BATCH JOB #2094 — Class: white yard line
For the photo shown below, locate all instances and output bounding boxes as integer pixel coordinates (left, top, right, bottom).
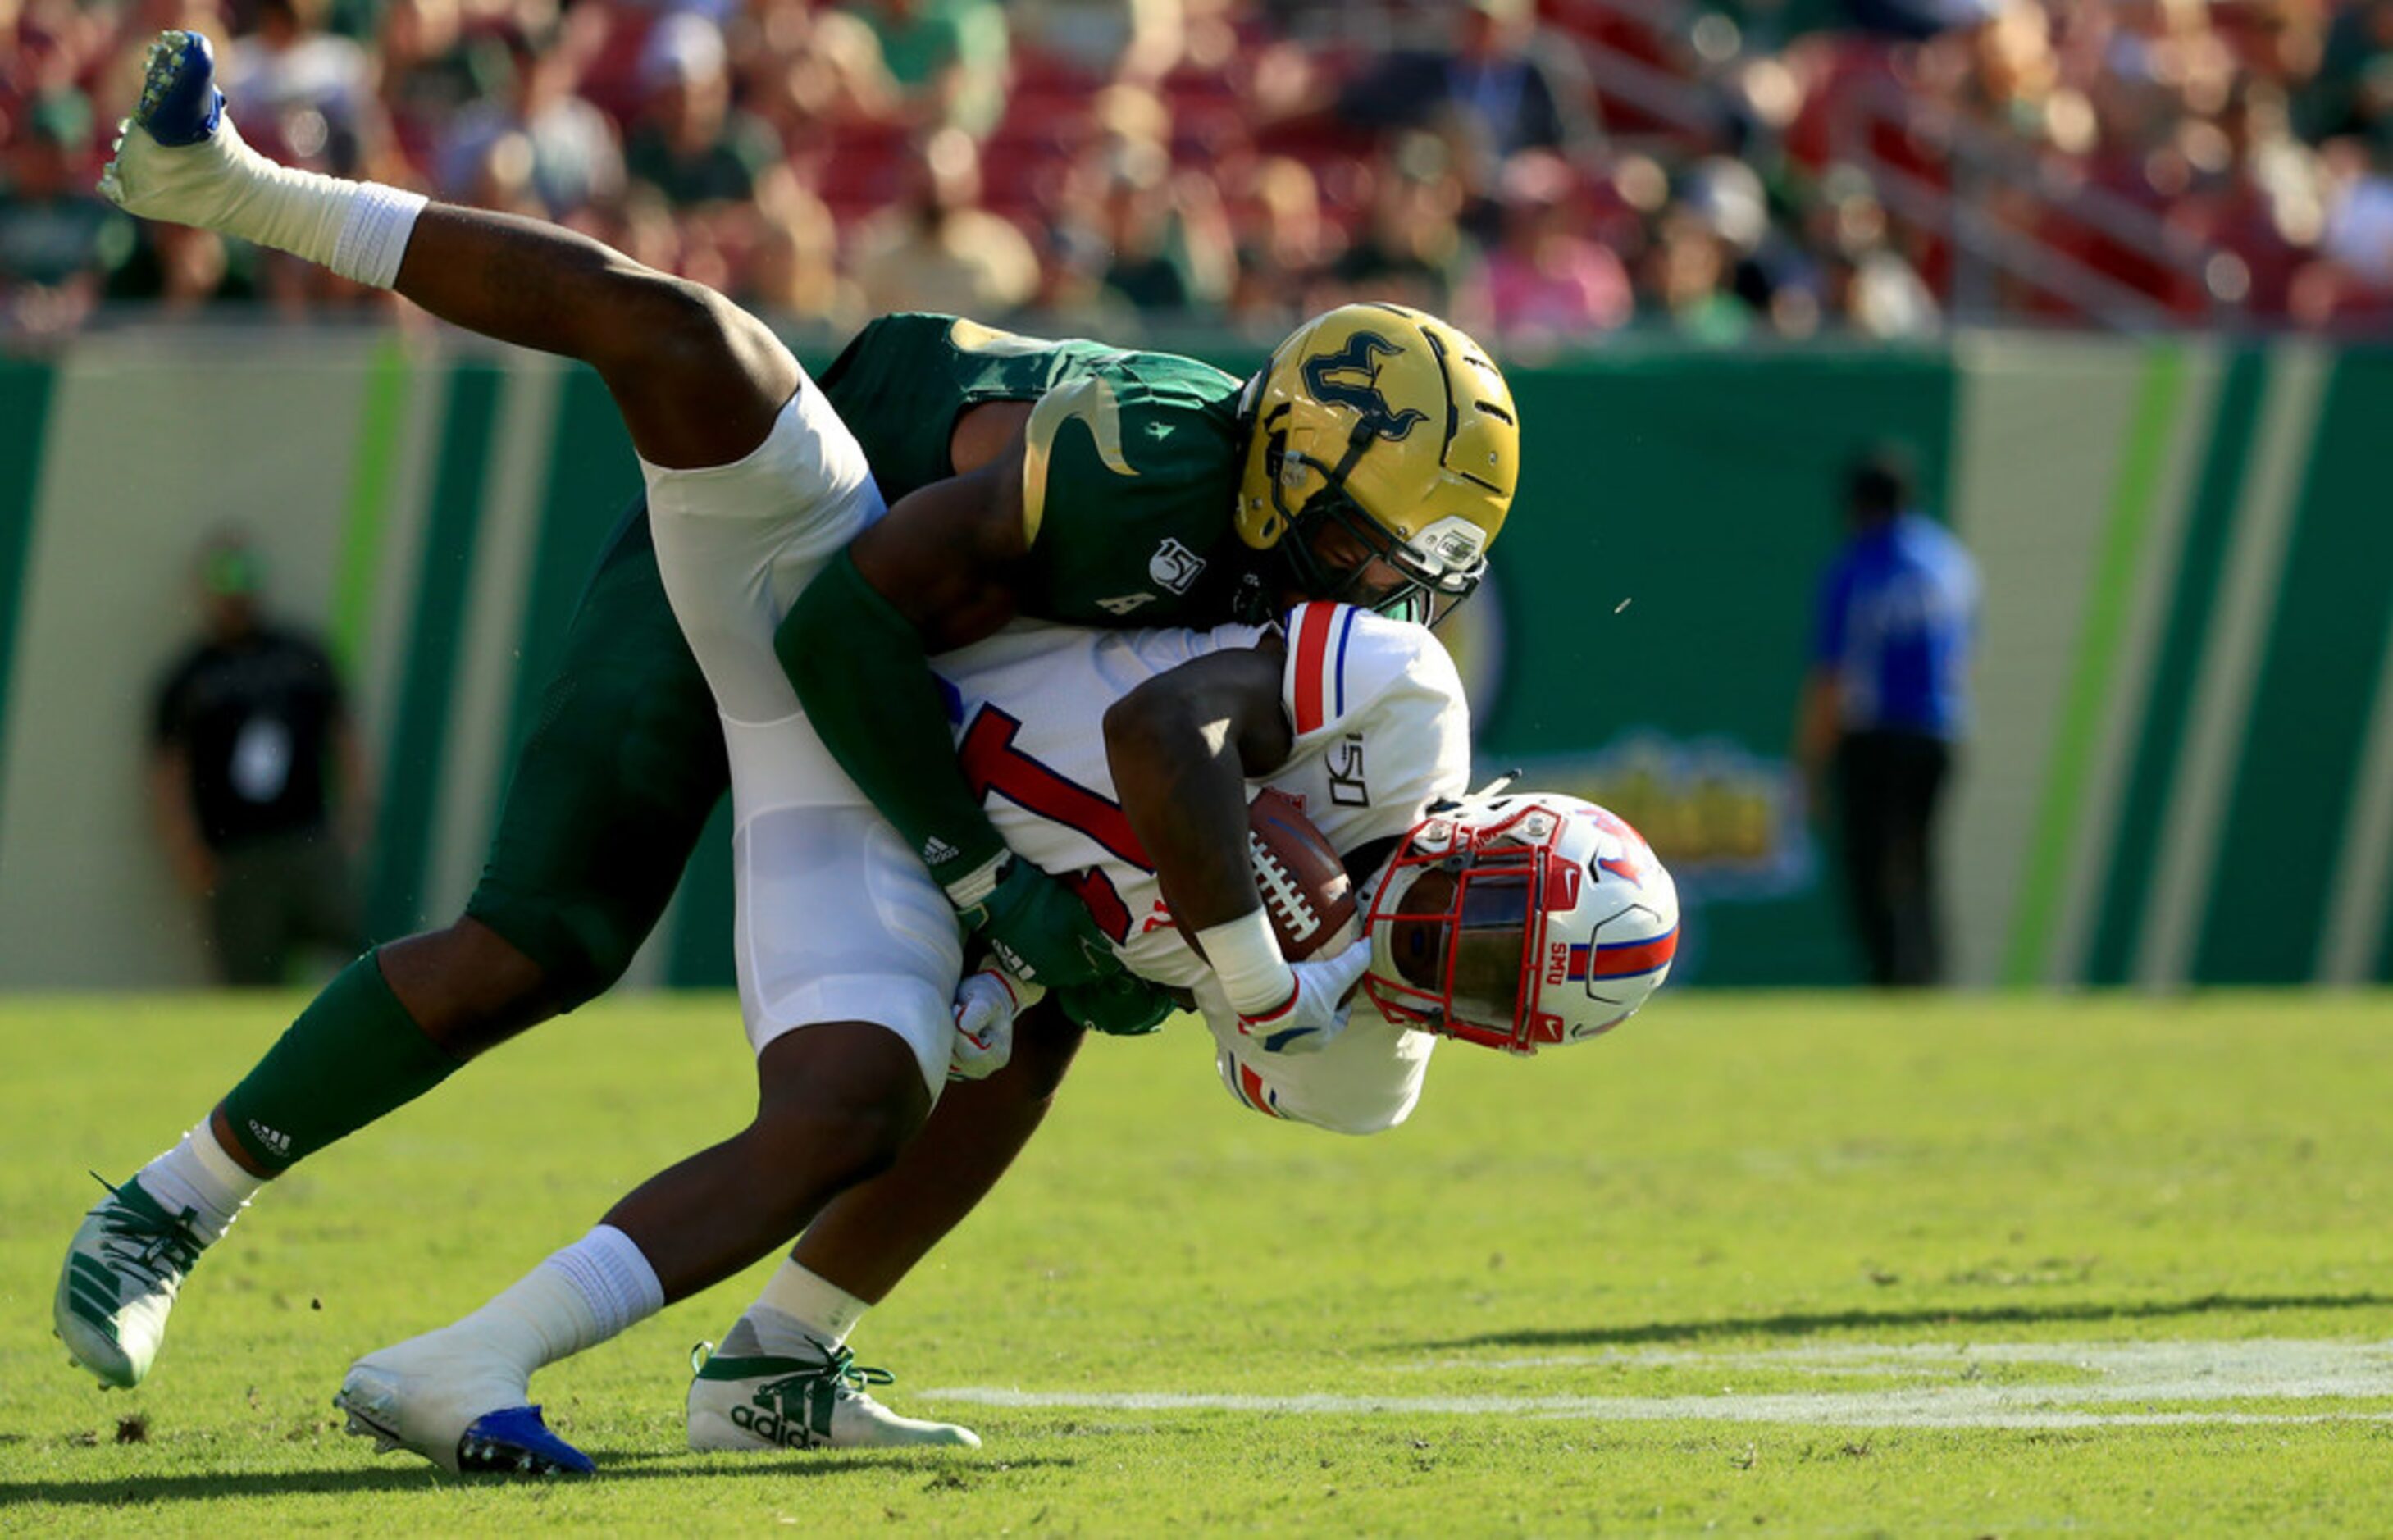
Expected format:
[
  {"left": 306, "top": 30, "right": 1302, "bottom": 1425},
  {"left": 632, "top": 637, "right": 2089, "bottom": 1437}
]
[{"left": 923, "top": 1339, "right": 2393, "bottom": 1431}]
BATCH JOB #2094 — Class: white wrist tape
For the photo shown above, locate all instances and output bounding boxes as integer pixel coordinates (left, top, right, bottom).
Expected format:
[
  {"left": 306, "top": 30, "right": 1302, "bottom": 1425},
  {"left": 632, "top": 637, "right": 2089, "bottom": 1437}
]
[{"left": 1196, "top": 909, "right": 1296, "bottom": 1017}]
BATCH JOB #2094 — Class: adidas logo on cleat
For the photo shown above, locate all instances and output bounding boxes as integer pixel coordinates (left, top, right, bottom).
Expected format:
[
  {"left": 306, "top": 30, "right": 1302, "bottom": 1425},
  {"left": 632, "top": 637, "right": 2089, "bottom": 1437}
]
[{"left": 730, "top": 1402, "right": 823, "bottom": 1450}]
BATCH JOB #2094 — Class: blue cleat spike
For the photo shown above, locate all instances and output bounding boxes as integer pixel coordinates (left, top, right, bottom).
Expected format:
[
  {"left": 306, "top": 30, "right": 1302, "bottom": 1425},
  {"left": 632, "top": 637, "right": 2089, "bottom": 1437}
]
[
  {"left": 455, "top": 1406, "right": 595, "bottom": 1478},
  {"left": 137, "top": 30, "right": 224, "bottom": 147}
]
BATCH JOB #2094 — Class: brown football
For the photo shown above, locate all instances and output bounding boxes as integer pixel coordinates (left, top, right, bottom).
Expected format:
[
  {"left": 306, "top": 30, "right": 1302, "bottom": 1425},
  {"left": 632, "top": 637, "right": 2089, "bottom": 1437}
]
[{"left": 1174, "top": 788, "right": 1360, "bottom": 962}]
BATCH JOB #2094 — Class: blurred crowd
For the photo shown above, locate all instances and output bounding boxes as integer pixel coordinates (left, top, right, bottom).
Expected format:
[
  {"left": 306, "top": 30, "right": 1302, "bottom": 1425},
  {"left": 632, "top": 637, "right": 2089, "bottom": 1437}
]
[{"left": 5, "top": 0, "right": 2393, "bottom": 343}]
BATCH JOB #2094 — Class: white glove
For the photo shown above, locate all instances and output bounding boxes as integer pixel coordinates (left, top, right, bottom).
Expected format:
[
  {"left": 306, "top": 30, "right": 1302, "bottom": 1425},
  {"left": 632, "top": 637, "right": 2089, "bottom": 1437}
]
[
  {"left": 947, "top": 968, "right": 1041, "bottom": 1082},
  {"left": 1235, "top": 933, "right": 1374, "bottom": 1055}
]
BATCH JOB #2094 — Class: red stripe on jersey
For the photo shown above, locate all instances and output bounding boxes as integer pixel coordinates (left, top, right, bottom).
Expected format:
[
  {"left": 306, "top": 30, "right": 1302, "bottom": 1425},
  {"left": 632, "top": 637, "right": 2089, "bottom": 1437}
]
[
  {"left": 1062, "top": 868, "right": 1133, "bottom": 944},
  {"left": 959, "top": 705, "right": 1151, "bottom": 869},
  {"left": 1238, "top": 1061, "right": 1280, "bottom": 1118},
  {"left": 1291, "top": 603, "right": 1334, "bottom": 734}
]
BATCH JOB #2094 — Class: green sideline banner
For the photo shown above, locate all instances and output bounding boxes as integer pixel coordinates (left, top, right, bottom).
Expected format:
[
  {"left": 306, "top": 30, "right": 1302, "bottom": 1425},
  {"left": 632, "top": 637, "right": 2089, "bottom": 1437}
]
[
  {"left": 1, "top": 332, "right": 2388, "bottom": 991},
  {"left": 1459, "top": 349, "right": 1958, "bottom": 987}
]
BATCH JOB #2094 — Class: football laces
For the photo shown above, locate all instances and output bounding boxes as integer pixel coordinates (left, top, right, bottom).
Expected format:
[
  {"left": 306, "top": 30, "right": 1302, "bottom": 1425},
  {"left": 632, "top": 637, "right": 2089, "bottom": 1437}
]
[{"left": 1250, "top": 836, "right": 1321, "bottom": 947}]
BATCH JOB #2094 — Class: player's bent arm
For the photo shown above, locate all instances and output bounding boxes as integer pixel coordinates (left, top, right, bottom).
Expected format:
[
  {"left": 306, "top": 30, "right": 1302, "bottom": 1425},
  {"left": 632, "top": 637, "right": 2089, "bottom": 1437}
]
[
  {"left": 1105, "top": 643, "right": 1367, "bottom": 1032},
  {"left": 775, "top": 446, "right": 1028, "bottom": 891},
  {"left": 1104, "top": 644, "right": 1294, "bottom": 936},
  {"left": 847, "top": 436, "right": 1037, "bottom": 647}
]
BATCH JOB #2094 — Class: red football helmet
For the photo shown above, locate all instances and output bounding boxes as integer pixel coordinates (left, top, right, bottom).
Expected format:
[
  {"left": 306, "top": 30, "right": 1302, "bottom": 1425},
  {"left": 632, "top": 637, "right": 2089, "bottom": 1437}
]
[{"left": 1361, "top": 793, "right": 1679, "bottom": 1054}]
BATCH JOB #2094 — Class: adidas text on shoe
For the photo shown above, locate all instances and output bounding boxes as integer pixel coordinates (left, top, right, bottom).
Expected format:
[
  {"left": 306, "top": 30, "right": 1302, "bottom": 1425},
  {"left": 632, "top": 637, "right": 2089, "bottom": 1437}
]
[{"left": 687, "top": 1339, "right": 980, "bottom": 1452}]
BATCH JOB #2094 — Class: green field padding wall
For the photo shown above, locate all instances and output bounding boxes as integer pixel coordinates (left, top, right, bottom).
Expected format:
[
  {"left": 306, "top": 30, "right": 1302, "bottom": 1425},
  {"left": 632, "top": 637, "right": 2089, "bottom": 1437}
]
[{"left": 2, "top": 330, "right": 2387, "bottom": 989}]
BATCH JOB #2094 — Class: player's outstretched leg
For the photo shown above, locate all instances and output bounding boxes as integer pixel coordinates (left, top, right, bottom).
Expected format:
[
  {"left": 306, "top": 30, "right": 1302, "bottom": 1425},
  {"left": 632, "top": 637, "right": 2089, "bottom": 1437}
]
[
  {"left": 330, "top": 1025, "right": 928, "bottom": 1475},
  {"left": 103, "top": 29, "right": 792, "bottom": 472},
  {"left": 52, "top": 927, "right": 555, "bottom": 1390},
  {"left": 58, "top": 498, "right": 713, "bottom": 1394}
]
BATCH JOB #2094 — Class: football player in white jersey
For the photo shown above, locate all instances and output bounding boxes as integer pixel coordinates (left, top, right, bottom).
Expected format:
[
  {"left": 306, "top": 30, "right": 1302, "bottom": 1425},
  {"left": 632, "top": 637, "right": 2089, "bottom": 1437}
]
[
  {"left": 721, "top": 602, "right": 1679, "bottom": 1455},
  {"left": 939, "top": 599, "right": 1676, "bottom": 1135},
  {"left": 338, "top": 602, "right": 1678, "bottom": 1474},
  {"left": 932, "top": 599, "right": 1470, "bottom": 1135}
]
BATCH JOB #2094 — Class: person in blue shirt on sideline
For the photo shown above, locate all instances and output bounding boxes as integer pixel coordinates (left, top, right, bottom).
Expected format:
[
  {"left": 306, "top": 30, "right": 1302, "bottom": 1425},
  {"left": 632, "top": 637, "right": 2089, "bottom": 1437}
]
[{"left": 1798, "top": 449, "right": 1979, "bottom": 987}]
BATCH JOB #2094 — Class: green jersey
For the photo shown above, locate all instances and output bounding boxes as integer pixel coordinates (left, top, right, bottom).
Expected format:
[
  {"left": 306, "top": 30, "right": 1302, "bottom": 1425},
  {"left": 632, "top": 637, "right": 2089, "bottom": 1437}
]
[{"left": 818, "top": 313, "right": 1261, "bottom": 626}]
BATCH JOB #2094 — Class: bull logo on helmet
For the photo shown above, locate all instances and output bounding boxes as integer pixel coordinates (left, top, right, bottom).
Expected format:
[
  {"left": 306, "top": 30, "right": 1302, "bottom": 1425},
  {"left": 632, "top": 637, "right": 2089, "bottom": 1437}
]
[{"left": 1300, "top": 331, "right": 1430, "bottom": 442}]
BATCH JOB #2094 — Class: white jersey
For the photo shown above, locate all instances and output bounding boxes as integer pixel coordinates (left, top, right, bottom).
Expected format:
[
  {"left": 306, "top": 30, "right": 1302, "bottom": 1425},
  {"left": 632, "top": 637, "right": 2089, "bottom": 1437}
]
[{"left": 935, "top": 600, "right": 1472, "bottom": 1133}]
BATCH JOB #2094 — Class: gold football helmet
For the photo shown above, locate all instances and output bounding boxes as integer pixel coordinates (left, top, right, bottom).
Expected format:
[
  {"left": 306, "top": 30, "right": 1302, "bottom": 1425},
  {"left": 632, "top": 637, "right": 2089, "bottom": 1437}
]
[{"left": 1237, "top": 303, "right": 1520, "bottom": 624}]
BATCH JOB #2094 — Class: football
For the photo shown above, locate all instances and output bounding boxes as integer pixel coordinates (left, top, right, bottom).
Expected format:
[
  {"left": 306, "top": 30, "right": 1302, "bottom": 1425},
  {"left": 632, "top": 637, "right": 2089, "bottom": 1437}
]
[{"left": 1176, "top": 788, "right": 1359, "bottom": 961}]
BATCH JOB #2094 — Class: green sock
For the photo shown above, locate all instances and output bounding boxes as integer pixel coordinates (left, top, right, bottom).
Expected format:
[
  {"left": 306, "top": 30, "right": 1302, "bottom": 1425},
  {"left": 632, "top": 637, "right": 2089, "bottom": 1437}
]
[{"left": 217, "top": 952, "right": 463, "bottom": 1173}]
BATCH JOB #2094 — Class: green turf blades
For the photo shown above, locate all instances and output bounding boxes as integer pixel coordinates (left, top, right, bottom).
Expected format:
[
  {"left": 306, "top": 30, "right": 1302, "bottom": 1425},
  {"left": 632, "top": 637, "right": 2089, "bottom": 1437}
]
[{"left": 2, "top": 991, "right": 2388, "bottom": 1532}]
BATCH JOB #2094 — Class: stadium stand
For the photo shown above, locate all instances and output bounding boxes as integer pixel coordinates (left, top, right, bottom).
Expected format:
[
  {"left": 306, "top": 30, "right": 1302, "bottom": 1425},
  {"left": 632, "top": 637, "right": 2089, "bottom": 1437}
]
[{"left": 4, "top": 0, "right": 2391, "bottom": 339}]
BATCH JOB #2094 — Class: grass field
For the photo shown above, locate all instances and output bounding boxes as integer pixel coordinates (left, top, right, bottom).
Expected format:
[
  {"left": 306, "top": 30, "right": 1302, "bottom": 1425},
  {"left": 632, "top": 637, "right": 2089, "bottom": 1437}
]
[{"left": 2, "top": 990, "right": 2389, "bottom": 1534}]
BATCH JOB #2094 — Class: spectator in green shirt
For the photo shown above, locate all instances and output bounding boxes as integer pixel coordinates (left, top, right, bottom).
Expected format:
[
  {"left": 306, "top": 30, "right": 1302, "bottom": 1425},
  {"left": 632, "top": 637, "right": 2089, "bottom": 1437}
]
[{"left": 855, "top": 0, "right": 1010, "bottom": 141}]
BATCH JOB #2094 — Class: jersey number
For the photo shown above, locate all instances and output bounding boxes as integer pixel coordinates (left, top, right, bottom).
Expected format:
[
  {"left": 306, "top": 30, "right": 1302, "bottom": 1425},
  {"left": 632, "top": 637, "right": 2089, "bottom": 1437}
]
[{"left": 958, "top": 705, "right": 1146, "bottom": 943}]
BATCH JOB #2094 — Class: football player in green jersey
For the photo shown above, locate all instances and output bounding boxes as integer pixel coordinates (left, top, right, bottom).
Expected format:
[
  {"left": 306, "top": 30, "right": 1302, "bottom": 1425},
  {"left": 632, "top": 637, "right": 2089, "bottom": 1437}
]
[{"left": 60, "top": 29, "right": 1521, "bottom": 1469}]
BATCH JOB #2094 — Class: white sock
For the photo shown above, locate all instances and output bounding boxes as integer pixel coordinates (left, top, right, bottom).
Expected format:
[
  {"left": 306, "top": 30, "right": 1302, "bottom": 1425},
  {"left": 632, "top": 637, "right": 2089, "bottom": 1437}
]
[
  {"left": 156, "top": 113, "right": 425, "bottom": 287},
  {"left": 453, "top": 1225, "right": 665, "bottom": 1382},
  {"left": 727, "top": 1260, "right": 869, "bottom": 1357},
  {"left": 134, "top": 1122, "right": 261, "bottom": 1245},
  {"left": 328, "top": 181, "right": 426, "bottom": 288},
  {"left": 232, "top": 171, "right": 423, "bottom": 287}
]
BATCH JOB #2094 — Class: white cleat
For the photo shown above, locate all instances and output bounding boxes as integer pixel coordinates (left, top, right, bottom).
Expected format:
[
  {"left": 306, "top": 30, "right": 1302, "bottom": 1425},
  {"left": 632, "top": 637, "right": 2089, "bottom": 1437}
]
[
  {"left": 53, "top": 1178, "right": 207, "bottom": 1389},
  {"left": 98, "top": 30, "right": 272, "bottom": 230},
  {"left": 687, "top": 1338, "right": 981, "bottom": 1452},
  {"left": 335, "top": 1328, "right": 594, "bottom": 1477}
]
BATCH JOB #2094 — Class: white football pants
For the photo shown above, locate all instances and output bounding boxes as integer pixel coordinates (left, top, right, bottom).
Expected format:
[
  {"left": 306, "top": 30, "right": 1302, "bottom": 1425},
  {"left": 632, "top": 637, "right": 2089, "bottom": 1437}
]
[{"left": 639, "top": 377, "right": 959, "bottom": 1096}]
